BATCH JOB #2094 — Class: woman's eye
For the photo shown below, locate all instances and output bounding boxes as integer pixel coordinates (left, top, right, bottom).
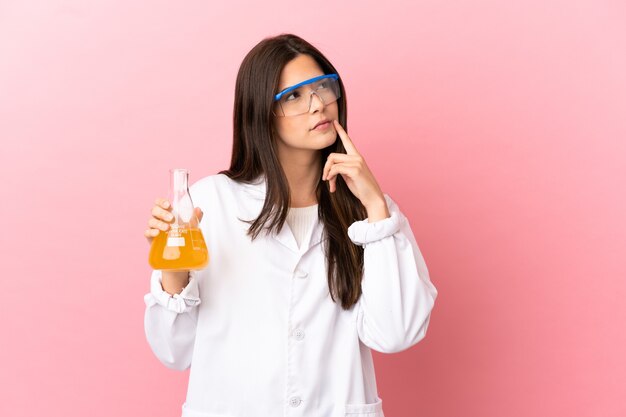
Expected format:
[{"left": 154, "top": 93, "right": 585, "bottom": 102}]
[
  {"left": 314, "top": 81, "right": 329, "bottom": 91},
  {"left": 285, "top": 91, "right": 300, "bottom": 101}
]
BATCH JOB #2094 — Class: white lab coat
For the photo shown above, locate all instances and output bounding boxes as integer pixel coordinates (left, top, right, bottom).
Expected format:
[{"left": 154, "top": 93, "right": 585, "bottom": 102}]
[{"left": 144, "top": 173, "right": 438, "bottom": 417}]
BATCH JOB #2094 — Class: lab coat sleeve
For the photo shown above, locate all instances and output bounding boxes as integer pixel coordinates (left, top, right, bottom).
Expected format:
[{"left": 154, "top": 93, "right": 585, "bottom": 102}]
[
  {"left": 143, "top": 269, "right": 201, "bottom": 370},
  {"left": 347, "top": 193, "right": 438, "bottom": 353}
]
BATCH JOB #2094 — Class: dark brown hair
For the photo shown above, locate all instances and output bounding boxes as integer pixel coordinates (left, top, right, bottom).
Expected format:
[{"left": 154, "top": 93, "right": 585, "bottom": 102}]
[{"left": 219, "top": 33, "right": 367, "bottom": 310}]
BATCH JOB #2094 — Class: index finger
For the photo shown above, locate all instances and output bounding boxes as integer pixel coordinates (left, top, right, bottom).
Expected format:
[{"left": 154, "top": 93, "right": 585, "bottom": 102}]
[
  {"left": 333, "top": 119, "right": 359, "bottom": 155},
  {"left": 154, "top": 198, "right": 170, "bottom": 209}
]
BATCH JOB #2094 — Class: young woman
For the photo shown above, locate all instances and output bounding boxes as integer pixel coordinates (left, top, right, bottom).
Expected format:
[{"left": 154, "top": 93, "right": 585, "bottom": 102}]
[{"left": 143, "top": 33, "right": 438, "bottom": 417}]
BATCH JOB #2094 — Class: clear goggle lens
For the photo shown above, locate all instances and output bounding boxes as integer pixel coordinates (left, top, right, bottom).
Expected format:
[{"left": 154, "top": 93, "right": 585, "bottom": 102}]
[{"left": 273, "top": 74, "right": 341, "bottom": 117}]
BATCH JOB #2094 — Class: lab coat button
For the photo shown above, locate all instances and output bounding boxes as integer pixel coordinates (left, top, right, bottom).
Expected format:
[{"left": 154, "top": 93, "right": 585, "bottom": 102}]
[
  {"left": 292, "top": 329, "right": 305, "bottom": 340},
  {"left": 295, "top": 270, "right": 308, "bottom": 279},
  {"left": 289, "top": 396, "right": 302, "bottom": 407}
]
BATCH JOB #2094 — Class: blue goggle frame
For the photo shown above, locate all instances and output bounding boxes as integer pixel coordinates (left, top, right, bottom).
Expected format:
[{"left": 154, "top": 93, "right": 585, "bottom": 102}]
[{"left": 274, "top": 74, "right": 340, "bottom": 101}]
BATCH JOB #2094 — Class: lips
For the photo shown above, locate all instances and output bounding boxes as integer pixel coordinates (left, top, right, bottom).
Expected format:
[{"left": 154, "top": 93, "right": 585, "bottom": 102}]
[{"left": 312, "top": 119, "right": 330, "bottom": 130}]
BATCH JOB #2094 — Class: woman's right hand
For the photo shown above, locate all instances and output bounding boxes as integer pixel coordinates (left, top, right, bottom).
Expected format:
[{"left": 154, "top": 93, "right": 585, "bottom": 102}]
[{"left": 144, "top": 198, "right": 204, "bottom": 244}]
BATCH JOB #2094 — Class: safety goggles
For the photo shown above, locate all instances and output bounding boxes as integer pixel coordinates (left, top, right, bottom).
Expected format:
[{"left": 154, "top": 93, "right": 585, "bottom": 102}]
[{"left": 273, "top": 74, "right": 341, "bottom": 117}]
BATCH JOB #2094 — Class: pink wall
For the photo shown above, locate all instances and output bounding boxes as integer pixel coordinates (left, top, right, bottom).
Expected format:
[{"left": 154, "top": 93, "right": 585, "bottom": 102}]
[{"left": 1, "top": 1, "right": 624, "bottom": 416}]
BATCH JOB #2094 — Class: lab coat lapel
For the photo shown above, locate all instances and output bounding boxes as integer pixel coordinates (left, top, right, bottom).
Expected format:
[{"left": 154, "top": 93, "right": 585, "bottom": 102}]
[
  {"left": 235, "top": 175, "right": 324, "bottom": 254},
  {"left": 308, "top": 214, "right": 323, "bottom": 249}
]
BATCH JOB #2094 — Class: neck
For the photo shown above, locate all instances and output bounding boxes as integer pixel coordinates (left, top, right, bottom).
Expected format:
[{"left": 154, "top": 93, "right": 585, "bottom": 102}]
[{"left": 278, "top": 149, "right": 321, "bottom": 208}]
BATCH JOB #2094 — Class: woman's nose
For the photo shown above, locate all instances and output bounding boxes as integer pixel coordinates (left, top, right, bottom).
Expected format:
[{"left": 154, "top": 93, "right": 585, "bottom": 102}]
[{"left": 308, "top": 91, "right": 325, "bottom": 113}]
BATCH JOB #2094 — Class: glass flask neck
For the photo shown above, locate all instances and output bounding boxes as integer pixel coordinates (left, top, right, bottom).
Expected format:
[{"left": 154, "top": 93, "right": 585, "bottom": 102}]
[
  {"left": 170, "top": 168, "right": 189, "bottom": 192},
  {"left": 169, "top": 168, "right": 193, "bottom": 225}
]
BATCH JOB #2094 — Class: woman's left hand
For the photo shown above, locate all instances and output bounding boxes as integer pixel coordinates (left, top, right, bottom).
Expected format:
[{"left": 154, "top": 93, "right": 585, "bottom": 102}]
[{"left": 322, "top": 120, "right": 390, "bottom": 220}]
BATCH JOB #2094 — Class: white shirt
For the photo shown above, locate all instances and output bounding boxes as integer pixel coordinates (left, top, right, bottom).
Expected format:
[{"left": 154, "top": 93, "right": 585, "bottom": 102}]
[
  {"left": 285, "top": 204, "right": 318, "bottom": 249},
  {"left": 144, "top": 173, "right": 438, "bottom": 417}
]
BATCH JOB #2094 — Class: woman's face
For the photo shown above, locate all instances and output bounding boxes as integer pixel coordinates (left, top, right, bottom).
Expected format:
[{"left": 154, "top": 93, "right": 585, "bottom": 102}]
[{"left": 272, "top": 54, "right": 339, "bottom": 154}]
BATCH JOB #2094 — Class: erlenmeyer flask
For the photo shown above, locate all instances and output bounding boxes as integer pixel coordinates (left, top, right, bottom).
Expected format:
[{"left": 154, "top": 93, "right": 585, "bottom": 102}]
[{"left": 148, "top": 168, "right": 209, "bottom": 271}]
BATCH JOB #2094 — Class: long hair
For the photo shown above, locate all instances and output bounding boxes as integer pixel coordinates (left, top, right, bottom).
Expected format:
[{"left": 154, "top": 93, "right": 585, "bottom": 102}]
[{"left": 219, "top": 33, "right": 367, "bottom": 310}]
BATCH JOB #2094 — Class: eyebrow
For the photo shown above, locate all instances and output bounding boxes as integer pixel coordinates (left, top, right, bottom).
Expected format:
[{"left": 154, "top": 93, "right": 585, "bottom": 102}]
[{"left": 279, "top": 77, "right": 315, "bottom": 92}]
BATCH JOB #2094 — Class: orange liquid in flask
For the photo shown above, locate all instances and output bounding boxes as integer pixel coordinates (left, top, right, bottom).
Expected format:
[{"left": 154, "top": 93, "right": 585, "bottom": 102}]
[{"left": 149, "top": 227, "right": 209, "bottom": 271}]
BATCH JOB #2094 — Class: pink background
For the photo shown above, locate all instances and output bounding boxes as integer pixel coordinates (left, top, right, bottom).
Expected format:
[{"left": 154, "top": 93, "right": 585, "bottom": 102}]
[{"left": 1, "top": 1, "right": 625, "bottom": 416}]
